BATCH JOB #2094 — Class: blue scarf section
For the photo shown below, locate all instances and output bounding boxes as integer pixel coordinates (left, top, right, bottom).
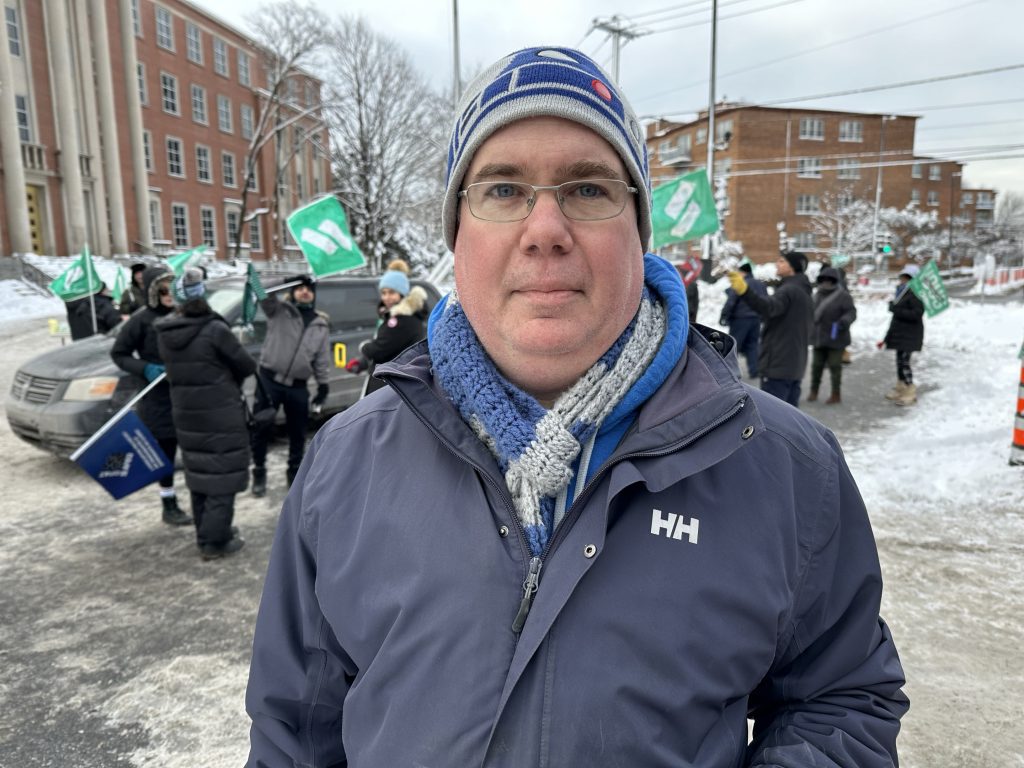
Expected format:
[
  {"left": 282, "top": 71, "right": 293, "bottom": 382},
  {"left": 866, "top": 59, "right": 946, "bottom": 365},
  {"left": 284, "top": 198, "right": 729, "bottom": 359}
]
[{"left": 428, "top": 254, "right": 688, "bottom": 556}]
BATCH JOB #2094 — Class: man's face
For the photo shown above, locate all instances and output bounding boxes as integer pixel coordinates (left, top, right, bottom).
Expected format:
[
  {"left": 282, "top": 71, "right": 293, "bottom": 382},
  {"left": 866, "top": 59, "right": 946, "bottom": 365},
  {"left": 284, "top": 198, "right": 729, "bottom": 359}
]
[
  {"left": 776, "top": 256, "right": 794, "bottom": 278},
  {"left": 453, "top": 117, "right": 644, "bottom": 406},
  {"left": 292, "top": 284, "right": 314, "bottom": 304},
  {"left": 157, "top": 280, "right": 175, "bottom": 308}
]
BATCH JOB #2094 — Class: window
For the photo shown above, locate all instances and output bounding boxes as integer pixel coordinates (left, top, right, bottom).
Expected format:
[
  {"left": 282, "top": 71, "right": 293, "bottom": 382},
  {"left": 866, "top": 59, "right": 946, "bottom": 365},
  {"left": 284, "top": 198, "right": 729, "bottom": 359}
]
[
  {"left": 155, "top": 6, "right": 174, "bottom": 50},
  {"left": 837, "top": 158, "right": 860, "bottom": 179},
  {"left": 799, "top": 118, "right": 824, "bottom": 140},
  {"left": 838, "top": 120, "right": 863, "bottom": 142},
  {"left": 137, "top": 63, "right": 148, "bottom": 104},
  {"left": 929, "top": 165, "right": 941, "bottom": 181},
  {"left": 213, "top": 38, "right": 229, "bottom": 76},
  {"left": 160, "top": 72, "right": 179, "bottom": 114},
  {"left": 961, "top": 192, "right": 974, "bottom": 206},
  {"left": 797, "top": 158, "right": 822, "bottom": 178},
  {"left": 143, "top": 130, "right": 153, "bottom": 172},
  {"left": 6, "top": 6, "right": 21, "bottom": 56},
  {"left": 240, "top": 104, "right": 254, "bottom": 139},
  {"left": 222, "top": 151, "right": 236, "bottom": 187},
  {"left": 186, "top": 23, "right": 202, "bottom": 64},
  {"left": 286, "top": 78, "right": 297, "bottom": 103},
  {"left": 237, "top": 51, "right": 251, "bottom": 86},
  {"left": 927, "top": 190, "right": 939, "bottom": 206},
  {"left": 14, "top": 95, "right": 31, "bottom": 142},
  {"left": 191, "top": 84, "right": 207, "bottom": 124},
  {"left": 171, "top": 203, "right": 189, "bottom": 248},
  {"left": 131, "top": 0, "right": 141, "bottom": 36},
  {"left": 911, "top": 189, "right": 921, "bottom": 205},
  {"left": 166, "top": 137, "right": 184, "bottom": 177},
  {"left": 715, "top": 119, "right": 733, "bottom": 143},
  {"left": 796, "top": 194, "right": 819, "bottom": 215},
  {"left": 977, "top": 192, "right": 994, "bottom": 208},
  {"left": 149, "top": 198, "right": 162, "bottom": 240},
  {"left": 837, "top": 192, "right": 854, "bottom": 209},
  {"left": 305, "top": 81, "right": 316, "bottom": 108},
  {"left": 696, "top": 127, "right": 707, "bottom": 145},
  {"left": 912, "top": 163, "right": 922, "bottom": 179},
  {"left": 226, "top": 209, "right": 240, "bottom": 245},
  {"left": 247, "top": 168, "right": 258, "bottom": 192},
  {"left": 794, "top": 232, "right": 817, "bottom": 249},
  {"left": 217, "top": 95, "right": 232, "bottom": 132},
  {"left": 200, "top": 206, "right": 216, "bottom": 247},
  {"left": 249, "top": 219, "right": 262, "bottom": 252},
  {"left": 676, "top": 134, "right": 692, "bottom": 153},
  {"left": 195, "top": 145, "right": 211, "bottom": 182}
]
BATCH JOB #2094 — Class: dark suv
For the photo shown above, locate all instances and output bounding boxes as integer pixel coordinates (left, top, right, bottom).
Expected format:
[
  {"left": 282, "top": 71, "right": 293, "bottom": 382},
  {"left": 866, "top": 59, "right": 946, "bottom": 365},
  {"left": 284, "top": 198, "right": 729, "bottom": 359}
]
[{"left": 6, "top": 273, "right": 440, "bottom": 457}]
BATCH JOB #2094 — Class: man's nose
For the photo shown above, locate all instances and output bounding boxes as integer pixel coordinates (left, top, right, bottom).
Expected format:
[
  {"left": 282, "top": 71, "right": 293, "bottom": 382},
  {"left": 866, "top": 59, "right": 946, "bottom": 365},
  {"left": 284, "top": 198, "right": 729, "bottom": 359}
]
[{"left": 521, "top": 190, "right": 573, "bottom": 252}]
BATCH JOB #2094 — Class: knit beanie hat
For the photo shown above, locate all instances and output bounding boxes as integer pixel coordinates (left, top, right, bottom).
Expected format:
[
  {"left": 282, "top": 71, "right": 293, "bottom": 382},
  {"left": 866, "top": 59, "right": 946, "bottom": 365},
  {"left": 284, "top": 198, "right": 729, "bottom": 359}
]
[
  {"left": 782, "top": 251, "right": 808, "bottom": 274},
  {"left": 442, "top": 46, "right": 651, "bottom": 252},
  {"left": 172, "top": 267, "right": 205, "bottom": 303},
  {"left": 898, "top": 264, "right": 920, "bottom": 279},
  {"left": 378, "top": 269, "right": 410, "bottom": 297}
]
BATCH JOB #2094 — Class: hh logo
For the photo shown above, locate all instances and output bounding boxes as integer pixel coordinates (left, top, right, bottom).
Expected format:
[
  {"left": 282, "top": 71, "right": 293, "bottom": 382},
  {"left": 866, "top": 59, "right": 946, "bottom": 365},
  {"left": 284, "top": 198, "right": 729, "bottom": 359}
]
[{"left": 650, "top": 508, "right": 699, "bottom": 544}]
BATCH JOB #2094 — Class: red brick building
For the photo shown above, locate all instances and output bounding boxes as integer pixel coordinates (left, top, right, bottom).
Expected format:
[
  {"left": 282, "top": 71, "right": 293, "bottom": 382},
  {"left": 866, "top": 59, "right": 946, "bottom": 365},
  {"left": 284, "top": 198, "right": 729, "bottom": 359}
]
[
  {"left": 0, "top": 0, "right": 329, "bottom": 261},
  {"left": 647, "top": 104, "right": 993, "bottom": 263}
]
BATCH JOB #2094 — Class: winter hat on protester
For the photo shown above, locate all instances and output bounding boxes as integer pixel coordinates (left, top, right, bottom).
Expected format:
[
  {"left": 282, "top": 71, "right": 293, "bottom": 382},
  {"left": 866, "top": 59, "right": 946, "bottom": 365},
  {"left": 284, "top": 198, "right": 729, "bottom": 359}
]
[
  {"left": 782, "top": 251, "right": 808, "bottom": 274},
  {"left": 817, "top": 266, "right": 841, "bottom": 285},
  {"left": 172, "top": 267, "right": 205, "bottom": 303},
  {"left": 898, "top": 264, "right": 920, "bottom": 279},
  {"left": 378, "top": 270, "right": 410, "bottom": 297},
  {"left": 442, "top": 46, "right": 651, "bottom": 251}
]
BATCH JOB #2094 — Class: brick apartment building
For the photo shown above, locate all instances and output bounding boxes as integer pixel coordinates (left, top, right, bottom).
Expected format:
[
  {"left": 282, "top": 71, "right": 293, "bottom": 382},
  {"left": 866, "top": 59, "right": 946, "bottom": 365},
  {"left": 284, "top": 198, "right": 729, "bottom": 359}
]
[
  {"left": 647, "top": 104, "right": 994, "bottom": 263},
  {"left": 0, "top": 0, "right": 330, "bottom": 261}
]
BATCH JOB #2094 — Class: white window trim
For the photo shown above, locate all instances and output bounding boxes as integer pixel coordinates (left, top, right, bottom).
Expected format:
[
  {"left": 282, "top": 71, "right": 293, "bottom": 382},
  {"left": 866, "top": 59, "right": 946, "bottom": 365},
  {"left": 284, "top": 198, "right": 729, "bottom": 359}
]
[
  {"left": 795, "top": 194, "right": 819, "bottom": 215},
  {"left": 191, "top": 84, "right": 207, "bottom": 125},
  {"left": 6, "top": 6, "right": 22, "bottom": 57},
  {"left": 217, "top": 95, "right": 233, "bottom": 134},
  {"left": 237, "top": 51, "right": 251, "bottom": 87},
  {"left": 160, "top": 71, "right": 180, "bottom": 116},
  {"left": 170, "top": 202, "right": 190, "bottom": 248},
  {"left": 143, "top": 130, "right": 154, "bottom": 173},
  {"left": 249, "top": 218, "right": 263, "bottom": 252},
  {"left": 927, "top": 190, "right": 939, "bottom": 206},
  {"left": 149, "top": 197, "right": 163, "bottom": 240},
  {"left": 195, "top": 144, "right": 212, "bottom": 184},
  {"left": 221, "top": 151, "right": 237, "bottom": 188},
  {"left": 240, "top": 104, "right": 254, "bottom": 140},
  {"left": 155, "top": 6, "right": 174, "bottom": 52},
  {"left": 199, "top": 205, "right": 217, "bottom": 247},
  {"left": 798, "top": 118, "right": 824, "bottom": 141},
  {"left": 166, "top": 136, "right": 185, "bottom": 178},
  {"left": 838, "top": 120, "right": 863, "bottom": 143},
  {"left": 796, "top": 158, "right": 822, "bottom": 179},
  {"left": 213, "top": 38, "right": 230, "bottom": 77}
]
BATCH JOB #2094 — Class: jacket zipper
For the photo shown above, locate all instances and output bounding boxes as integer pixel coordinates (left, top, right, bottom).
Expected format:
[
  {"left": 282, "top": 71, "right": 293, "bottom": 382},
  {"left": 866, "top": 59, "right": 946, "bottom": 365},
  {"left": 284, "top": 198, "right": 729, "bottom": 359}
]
[{"left": 510, "top": 556, "right": 542, "bottom": 633}]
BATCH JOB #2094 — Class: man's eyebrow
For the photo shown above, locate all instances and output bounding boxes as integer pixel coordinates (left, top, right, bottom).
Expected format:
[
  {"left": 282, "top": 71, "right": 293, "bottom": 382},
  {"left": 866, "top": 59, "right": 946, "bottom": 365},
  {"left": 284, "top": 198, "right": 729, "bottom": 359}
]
[
  {"left": 468, "top": 163, "right": 525, "bottom": 182},
  {"left": 559, "top": 160, "right": 623, "bottom": 180}
]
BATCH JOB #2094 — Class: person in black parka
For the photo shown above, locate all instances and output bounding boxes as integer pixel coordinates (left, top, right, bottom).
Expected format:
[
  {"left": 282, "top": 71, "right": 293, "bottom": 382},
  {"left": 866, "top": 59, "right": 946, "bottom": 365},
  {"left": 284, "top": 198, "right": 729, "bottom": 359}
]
[
  {"left": 346, "top": 269, "right": 429, "bottom": 397},
  {"left": 156, "top": 269, "right": 257, "bottom": 560},
  {"left": 882, "top": 264, "right": 925, "bottom": 406},
  {"left": 119, "top": 263, "right": 148, "bottom": 315},
  {"left": 808, "top": 266, "right": 856, "bottom": 404},
  {"left": 67, "top": 284, "right": 123, "bottom": 340},
  {"left": 111, "top": 265, "right": 191, "bottom": 526}
]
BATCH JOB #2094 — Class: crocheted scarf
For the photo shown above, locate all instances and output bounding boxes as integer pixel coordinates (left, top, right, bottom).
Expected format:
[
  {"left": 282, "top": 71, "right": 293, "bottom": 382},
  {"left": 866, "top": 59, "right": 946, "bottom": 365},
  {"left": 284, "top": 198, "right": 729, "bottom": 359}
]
[{"left": 429, "top": 288, "right": 666, "bottom": 556}]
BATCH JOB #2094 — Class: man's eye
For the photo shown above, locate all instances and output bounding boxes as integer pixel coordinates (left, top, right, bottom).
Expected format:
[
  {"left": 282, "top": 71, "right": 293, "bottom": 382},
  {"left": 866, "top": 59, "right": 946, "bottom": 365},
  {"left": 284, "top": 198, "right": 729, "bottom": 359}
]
[
  {"left": 566, "top": 182, "right": 607, "bottom": 199},
  {"left": 485, "top": 183, "right": 524, "bottom": 199}
]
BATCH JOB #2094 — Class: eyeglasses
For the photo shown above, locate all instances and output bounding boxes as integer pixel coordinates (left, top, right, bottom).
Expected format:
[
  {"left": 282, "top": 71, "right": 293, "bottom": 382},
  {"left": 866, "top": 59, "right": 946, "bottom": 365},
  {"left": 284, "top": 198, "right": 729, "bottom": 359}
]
[
  {"left": 458, "top": 179, "right": 637, "bottom": 223},
  {"left": 157, "top": 286, "right": 170, "bottom": 296}
]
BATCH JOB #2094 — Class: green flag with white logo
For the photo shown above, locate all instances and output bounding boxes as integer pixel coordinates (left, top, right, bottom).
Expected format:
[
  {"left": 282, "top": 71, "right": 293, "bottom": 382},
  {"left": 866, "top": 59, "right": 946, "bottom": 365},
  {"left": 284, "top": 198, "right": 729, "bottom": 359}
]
[
  {"left": 286, "top": 196, "right": 365, "bottom": 277},
  {"left": 166, "top": 245, "right": 206, "bottom": 276},
  {"left": 241, "top": 262, "right": 267, "bottom": 325},
  {"left": 49, "top": 245, "right": 102, "bottom": 301},
  {"left": 651, "top": 170, "right": 720, "bottom": 249},
  {"left": 112, "top": 267, "right": 127, "bottom": 301},
  {"left": 908, "top": 260, "right": 950, "bottom": 317}
]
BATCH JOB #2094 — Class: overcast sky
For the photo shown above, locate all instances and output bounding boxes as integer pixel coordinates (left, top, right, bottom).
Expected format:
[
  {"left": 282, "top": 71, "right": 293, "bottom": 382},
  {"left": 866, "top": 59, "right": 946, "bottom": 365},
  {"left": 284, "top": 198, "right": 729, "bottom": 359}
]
[{"left": 189, "top": 0, "right": 1024, "bottom": 199}]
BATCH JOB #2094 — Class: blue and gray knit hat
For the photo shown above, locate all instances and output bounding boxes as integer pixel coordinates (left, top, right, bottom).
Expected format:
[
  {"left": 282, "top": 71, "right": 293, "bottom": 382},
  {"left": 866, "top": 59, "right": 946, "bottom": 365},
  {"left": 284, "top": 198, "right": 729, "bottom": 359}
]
[
  {"left": 442, "top": 46, "right": 651, "bottom": 252},
  {"left": 172, "top": 267, "right": 205, "bottom": 303}
]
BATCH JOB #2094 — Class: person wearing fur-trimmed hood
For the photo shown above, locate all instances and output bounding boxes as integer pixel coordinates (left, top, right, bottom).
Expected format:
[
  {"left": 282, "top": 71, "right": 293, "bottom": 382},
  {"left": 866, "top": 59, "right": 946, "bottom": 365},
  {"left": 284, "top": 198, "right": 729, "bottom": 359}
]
[{"left": 346, "top": 269, "right": 429, "bottom": 396}]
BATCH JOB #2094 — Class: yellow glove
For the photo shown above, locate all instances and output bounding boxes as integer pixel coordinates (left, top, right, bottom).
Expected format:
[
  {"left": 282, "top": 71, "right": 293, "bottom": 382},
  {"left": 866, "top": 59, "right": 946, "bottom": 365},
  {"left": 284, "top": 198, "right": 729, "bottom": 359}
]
[{"left": 727, "top": 271, "right": 748, "bottom": 295}]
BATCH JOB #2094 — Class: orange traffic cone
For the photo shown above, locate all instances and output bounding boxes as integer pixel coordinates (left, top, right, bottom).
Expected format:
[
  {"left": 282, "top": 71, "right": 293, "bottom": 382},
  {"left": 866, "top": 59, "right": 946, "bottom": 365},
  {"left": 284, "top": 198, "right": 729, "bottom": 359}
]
[{"left": 1011, "top": 359, "right": 1024, "bottom": 466}]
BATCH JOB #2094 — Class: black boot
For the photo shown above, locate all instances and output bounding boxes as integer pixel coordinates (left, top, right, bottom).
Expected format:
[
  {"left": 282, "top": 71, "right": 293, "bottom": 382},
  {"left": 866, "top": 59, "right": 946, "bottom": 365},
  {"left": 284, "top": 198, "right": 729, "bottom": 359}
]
[
  {"left": 251, "top": 467, "right": 267, "bottom": 497},
  {"left": 161, "top": 495, "right": 192, "bottom": 526}
]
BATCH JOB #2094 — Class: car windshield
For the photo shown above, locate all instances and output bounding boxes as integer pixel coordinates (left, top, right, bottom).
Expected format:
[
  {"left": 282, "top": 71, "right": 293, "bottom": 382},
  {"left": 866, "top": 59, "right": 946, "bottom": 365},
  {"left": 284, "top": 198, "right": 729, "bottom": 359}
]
[{"left": 207, "top": 285, "right": 243, "bottom": 317}]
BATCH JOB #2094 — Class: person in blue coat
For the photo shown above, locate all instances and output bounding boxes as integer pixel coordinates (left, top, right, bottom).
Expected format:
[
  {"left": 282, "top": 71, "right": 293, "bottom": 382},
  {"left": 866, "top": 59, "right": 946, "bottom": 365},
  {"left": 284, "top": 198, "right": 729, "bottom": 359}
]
[
  {"left": 245, "top": 46, "right": 907, "bottom": 768},
  {"left": 719, "top": 261, "right": 766, "bottom": 378}
]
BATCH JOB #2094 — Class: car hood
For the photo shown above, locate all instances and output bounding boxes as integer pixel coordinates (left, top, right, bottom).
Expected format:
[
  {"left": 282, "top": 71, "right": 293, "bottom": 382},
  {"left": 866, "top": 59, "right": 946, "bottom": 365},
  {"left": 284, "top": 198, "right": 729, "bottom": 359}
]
[{"left": 18, "top": 334, "right": 120, "bottom": 380}]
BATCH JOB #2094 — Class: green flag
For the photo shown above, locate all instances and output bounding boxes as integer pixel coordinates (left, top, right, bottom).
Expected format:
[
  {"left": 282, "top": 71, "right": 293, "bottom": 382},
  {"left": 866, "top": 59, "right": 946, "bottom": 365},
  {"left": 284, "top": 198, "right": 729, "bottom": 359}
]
[
  {"left": 49, "top": 245, "right": 102, "bottom": 301},
  {"left": 908, "top": 260, "right": 950, "bottom": 317},
  {"left": 112, "top": 267, "right": 127, "bottom": 301},
  {"left": 286, "top": 196, "right": 365, "bottom": 276},
  {"left": 650, "top": 170, "right": 720, "bottom": 249},
  {"left": 167, "top": 245, "right": 206, "bottom": 276},
  {"left": 241, "top": 262, "right": 267, "bottom": 325}
]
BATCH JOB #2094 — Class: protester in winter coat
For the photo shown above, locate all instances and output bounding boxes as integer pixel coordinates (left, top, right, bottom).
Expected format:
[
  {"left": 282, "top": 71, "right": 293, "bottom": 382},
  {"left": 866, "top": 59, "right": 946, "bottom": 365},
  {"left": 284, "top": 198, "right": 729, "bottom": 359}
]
[
  {"left": 156, "top": 269, "right": 256, "bottom": 560},
  {"left": 345, "top": 269, "right": 429, "bottom": 396},
  {"left": 110, "top": 266, "right": 190, "bottom": 526},
  {"left": 67, "top": 283, "right": 123, "bottom": 340},
  {"left": 808, "top": 266, "right": 857, "bottom": 404},
  {"left": 250, "top": 275, "right": 331, "bottom": 495},
  {"left": 727, "top": 250, "right": 814, "bottom": 407},
  {"left": 883, "top": 264, "right": 925, "bottom": 406},
  {"left": 118, "top": 263, "right": 148, "bottom": 315},
  {"left": 245, "top": 46, "right": 906, "bottom": 767},
  {"left": 719, "top": 261, "right": 767, "bottom": 378}
]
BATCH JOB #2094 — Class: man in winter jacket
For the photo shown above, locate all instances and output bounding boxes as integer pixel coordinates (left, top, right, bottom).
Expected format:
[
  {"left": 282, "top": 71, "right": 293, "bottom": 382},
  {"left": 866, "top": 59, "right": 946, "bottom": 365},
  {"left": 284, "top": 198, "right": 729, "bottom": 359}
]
[
  {"left": 719, "top": 261, "right": 766, "bottom": 378},
  {"left": 67, "top": 283, "right": 123, "bottom": 340},
  {"left": 246, "top": 46, "right": 907, "bottom": 768},
  {"left": 118, "top": 262, "right": 148, "bottom": 315},
  {"left": 156, "top": 269, "right": 257, "bottom": 559},
  {"left": 250, "top": 275, "right": 331, "bottom": 495},
  {"left": 882, "top": 264, "right": 925, "bottom": 406},
  {"left": 808, "top": 266, "right": 857, "bottom": 404},
  {"left": 111, "top": 266, "right": 190, "bottom": 526},
  {"left": 728, "top": 250, "right": 813, "bottom": 407}
]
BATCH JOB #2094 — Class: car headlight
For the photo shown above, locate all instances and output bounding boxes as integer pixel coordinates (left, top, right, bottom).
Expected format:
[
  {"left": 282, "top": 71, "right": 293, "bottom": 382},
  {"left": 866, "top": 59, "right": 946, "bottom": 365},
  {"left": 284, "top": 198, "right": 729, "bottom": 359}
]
[{"left": 64, "top": 376, "right": 119, "bottom": 401}]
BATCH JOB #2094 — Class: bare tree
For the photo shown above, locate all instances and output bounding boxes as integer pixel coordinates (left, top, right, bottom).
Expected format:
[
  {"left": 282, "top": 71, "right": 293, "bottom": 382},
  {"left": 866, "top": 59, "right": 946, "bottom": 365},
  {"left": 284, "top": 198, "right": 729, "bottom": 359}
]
[
  {"left": 322, "top": 17, "right": 448, "bottom": 274},
  {"left": 807, "top": 192, "right": 878, "bottom": 255},
  {"left": 237, "top": 0, "right": 332, "bottom": 261}
]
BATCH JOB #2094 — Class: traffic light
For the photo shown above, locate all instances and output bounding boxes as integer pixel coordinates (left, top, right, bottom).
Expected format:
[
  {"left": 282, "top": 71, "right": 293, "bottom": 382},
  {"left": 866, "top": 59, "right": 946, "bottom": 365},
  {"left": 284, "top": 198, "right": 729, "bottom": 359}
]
[{"left": 876, "top": 233, "right": 893, "bottom": 255}]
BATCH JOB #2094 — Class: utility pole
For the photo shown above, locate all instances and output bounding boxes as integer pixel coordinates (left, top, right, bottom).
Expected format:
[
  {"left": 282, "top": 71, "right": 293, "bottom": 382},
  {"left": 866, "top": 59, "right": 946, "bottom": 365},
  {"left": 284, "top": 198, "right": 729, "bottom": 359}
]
[
  {"left": 701, "top": 0, "right": 719, "bottom": 267},
  {"left": 948, "top": 170, "right": 962, "bottom": 270},
  {"left": 452, "top": 0, "right": 462, "bottom": 102},
  {"left": 870, "top": 115, "right": 896, "bottom": 269},
  {"left": 590, "top": 16, "right": 641, "bottom": 82}
]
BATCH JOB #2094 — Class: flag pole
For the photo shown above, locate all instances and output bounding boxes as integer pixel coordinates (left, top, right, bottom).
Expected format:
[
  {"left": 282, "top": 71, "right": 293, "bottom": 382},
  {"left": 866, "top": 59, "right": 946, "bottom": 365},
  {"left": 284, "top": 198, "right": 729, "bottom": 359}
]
[
  {"left": 85, "top": 245, "right": 98, "bottom": 335},
  {"left": 700, "top": 0, "right": 718, "bottom": 270},
  {"left": 70, "top": 373, "right": 166, "bottom": 462}
]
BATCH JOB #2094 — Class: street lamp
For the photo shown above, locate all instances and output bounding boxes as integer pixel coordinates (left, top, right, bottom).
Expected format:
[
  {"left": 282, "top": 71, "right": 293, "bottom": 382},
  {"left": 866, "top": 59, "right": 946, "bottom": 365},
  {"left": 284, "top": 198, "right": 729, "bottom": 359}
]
[{"left": 870, "top": 115, "right": 897, "bottom": 267}]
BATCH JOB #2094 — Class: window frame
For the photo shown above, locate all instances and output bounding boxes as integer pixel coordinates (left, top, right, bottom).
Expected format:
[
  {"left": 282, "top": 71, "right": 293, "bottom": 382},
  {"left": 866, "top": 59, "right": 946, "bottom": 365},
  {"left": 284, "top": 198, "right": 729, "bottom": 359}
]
[
  {"left": 238, "top": 51, "right": 251, "bottom": 87},
  {"left": 185, "top": 22, "right": 203, "bottom": 64},
  {"left": 838, "top": 120, "right": 863, "bottom": 142},
  {"left": 240, "top": 104, "right": 254, "bottom": 140},
  {"left": 199, "top": 205, "right": 217, "bottom": 247},
  {"left": 213, "top": 38, "right": 230, "bottom": 77},
  {"left": 191, "top": 84, "right": 207, "bottom": 125},
  {"left": 221, "top": 151, "right": 236, "bottom": 187},
  {"left": 170, "top": 202, "right": 189, "bottom": 248},
  {"left": 795, "top": 193, "right": 820, "bottom": 215},
  {"left": 927, "top": 190, "right": 939, "bottom": 206},
  {"left": 195, "top": 144, "right": 212, "bottom": 183},
  {"left": 160, "top": 71, "right": 179, "bottom": 115},
  {"left": 143, "top": 130, "right": 154, "bottom": 173},
  {"left": 5, "top": 6, "right": 21, "bottom": 57},
  {"left": 166, "top": 136, "right": 185, "bottom": 178},
  {"left": 836, "top": 158, "right": 861, "bottom": 180},
  {"left": 155, "top": 6, "right": 174, "bottom": 51},
  {"left": 796, "top": 157, "right": 822, "bottom": 179},
  {"left": 798, "top": 118, "right": 824, "bottom": 140},
  {"left": 14, "top": 94, "right": 31, "bottom": 142},
  {"left": 217, "top": 94, "right": 233, "bottom": 133}
]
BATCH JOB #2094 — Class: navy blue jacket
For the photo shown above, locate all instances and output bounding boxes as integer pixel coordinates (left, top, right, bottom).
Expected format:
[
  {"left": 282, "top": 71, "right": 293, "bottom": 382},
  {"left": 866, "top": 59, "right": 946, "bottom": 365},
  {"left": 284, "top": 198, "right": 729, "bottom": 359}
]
[{"left": 245, "top": 314, "right": 907, "bottom": 766}]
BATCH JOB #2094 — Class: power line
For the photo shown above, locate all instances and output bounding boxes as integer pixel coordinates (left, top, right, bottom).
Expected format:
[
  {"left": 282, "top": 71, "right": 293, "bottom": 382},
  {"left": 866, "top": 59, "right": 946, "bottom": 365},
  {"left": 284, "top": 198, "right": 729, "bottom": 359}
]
[
  {"left": 640, "top": 0, "right": 805, "bottom": 37},
  {"left": 918, "top": 118, "right": 1024, "bottom": 132},
  {"left": 901, "top": 97, "right": 1024, "bottom": 112}
]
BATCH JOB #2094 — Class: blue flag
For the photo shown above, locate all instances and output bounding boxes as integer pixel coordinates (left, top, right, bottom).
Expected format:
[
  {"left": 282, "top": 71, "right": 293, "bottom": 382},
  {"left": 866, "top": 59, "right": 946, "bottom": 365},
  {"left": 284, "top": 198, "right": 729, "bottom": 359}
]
[{"left": 72, "top": 410, "right": 171, "bottom": 499}]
